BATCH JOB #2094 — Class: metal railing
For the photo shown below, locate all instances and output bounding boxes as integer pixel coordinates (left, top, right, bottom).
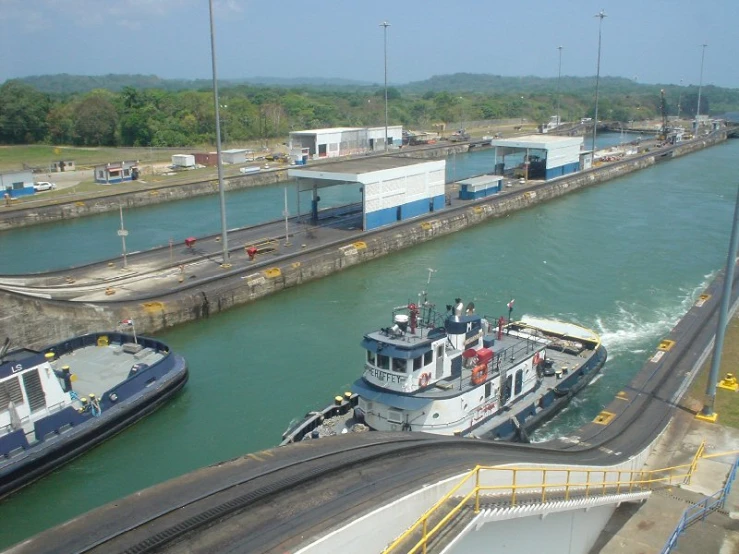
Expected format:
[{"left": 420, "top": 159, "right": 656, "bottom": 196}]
[
  {"left": 661, "top": 450, "right": 739, "bottom": 554},
  {"left": 383, "top": 442, "right": 738, "bottom": 554}
]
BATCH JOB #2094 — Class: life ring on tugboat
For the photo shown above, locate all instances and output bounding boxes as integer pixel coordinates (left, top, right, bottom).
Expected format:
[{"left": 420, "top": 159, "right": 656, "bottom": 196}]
[
  {"left": 533, "top": 352, "right": 541, "bottom": 366},
  {"left": 471, "top": 364, "right": 488, "bottom": 385},
  {"left": 418, "top": 372, "right": 431, "bottom": 387}
]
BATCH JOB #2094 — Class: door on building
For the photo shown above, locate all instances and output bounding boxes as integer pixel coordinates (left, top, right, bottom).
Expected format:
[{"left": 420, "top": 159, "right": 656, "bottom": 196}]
[{"left": 318, "top": 144, "right": 327, "bottom": 157}]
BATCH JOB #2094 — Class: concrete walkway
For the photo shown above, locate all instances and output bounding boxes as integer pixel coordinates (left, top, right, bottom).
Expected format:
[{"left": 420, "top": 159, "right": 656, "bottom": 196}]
[{"left": 593, "top": 406, "right": 739, "bottom": 553}]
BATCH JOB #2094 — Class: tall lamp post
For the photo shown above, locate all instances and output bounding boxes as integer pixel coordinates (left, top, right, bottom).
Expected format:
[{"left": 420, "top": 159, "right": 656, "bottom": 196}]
[
  {"left": 209, "top": 0, "right": 229, "bottom": 265},
  {"left": 556, "top": 45, "right": 563, "bottom": 128},
  {"left": 698, "top": 184, "right": 739, "bottom": 422},
  {"left": 696, "top": 43, "right": 708, "bottom": 122},
  {"left": 677, "top": 78, "right": 684, "bottom": 120},
  {"left": 591, "top": 9, "right": 607, "bottom": 155},
  {"left": 380, "top": 21, "right": 390, "bottom": 152}
]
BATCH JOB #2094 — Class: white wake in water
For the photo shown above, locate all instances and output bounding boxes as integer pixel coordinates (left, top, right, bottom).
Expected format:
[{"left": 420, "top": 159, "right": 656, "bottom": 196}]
[
  {"left": 530, "top": 272, "right": 717, "bottom": 444},
  {"left": 593, "top": 272, "right": 716, "bottom": 361}
]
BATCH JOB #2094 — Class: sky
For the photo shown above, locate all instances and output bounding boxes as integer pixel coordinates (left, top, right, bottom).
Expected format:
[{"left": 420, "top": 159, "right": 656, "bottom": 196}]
[{"left": 1, "top": 0, "right": 737, "bottom": 89}]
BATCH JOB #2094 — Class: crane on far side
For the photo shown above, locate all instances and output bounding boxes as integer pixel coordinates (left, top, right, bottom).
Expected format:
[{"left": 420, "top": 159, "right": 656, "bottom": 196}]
[{"left": 659, "top": 89, "right": 668, "bottom": 141}]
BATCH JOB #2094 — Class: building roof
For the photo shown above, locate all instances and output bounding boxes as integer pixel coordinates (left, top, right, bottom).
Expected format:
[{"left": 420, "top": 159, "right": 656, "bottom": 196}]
[
  {"left": 489, "top": 135, "right": 583, "bottom": 149},
  {"left": 289, "top": 156, "right": 439, "bottom": 179},
  {"left": 291, "top": 127, "right": 362, "bottom": 135},
  {"left": 458, "top": 175, "right": 504, "bottom": 187},
  {"left": 93, "top": 160, "right": 138, "bottom": 169},
  {"left": 291, "top": 125, "right": 403, "bottom": 135}
]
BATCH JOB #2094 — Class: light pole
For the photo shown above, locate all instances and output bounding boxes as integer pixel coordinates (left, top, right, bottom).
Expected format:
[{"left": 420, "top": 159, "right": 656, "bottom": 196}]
[
  {"left": 118, "top": 204, "right": 128, "bottom": 269},
  {"left": 696, "top": 43, "right": 708, "bottom": 122},
  {"left": 677, "top": 78, "right": 683, "bottom": 120},
  {"left": 591, "top": 9, "right": 607, "bottom": 155},
  {"left": 556, "top": 45, "right": 563, "bottom": 127},
  {"left": 699, "top": 184, "right": 739, "bottom": 422},
  {"left": 209, "top": 0, "right": 229, "bottom": 265},
  {"left": 380, "top": 21, "right": 390, "bottom": 152}
]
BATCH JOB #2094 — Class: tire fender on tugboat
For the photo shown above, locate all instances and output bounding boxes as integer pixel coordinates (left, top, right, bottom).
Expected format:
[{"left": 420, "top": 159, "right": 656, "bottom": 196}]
[{"left": 418, "top": 372, "right": 431, "bottom": 387}]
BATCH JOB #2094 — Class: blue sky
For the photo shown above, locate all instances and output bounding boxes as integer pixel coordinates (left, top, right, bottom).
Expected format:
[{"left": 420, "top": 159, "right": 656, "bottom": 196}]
[{"left": 1, "top": 0, "right": 736, "bottom": 88}]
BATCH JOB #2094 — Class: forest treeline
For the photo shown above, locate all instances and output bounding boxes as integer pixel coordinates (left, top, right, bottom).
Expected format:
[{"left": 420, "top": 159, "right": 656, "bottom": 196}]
[{"left": 1, "top": 73, "right": 737, "bottom": 147}]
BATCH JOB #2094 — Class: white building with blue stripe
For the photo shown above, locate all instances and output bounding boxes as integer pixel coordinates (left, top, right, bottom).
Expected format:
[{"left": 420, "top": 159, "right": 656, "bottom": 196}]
[
  {"left": 288, "top": 157, "right": 446, "bottom": 231},
  {"left": 489, "top": 135, "right": 584, "bottom": 180}
]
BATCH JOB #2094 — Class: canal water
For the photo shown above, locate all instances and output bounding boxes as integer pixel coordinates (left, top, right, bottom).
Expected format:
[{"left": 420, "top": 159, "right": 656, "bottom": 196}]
[
  {"left": 1, "top": 135, "right": 736, "bottom": 548},
  {"left": 0, "top": 133, "right": 640, "bottom": 275}
]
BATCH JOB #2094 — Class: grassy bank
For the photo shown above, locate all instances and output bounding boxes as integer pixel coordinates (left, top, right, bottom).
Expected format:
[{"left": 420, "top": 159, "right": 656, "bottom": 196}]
[
  {"left": 0, "top": 145, "right": 177, "bottom": 171},
  {"left": 685, "top": 316, "right": 739, "bottom": 427}
]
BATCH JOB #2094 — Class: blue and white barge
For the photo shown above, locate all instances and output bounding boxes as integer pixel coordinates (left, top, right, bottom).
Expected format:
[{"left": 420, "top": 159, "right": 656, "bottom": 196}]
[{"left": 0, "top": 331, "right": 188, "bottom": 499}]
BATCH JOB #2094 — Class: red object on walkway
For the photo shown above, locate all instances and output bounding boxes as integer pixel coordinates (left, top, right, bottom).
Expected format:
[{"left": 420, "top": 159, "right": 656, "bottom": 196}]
[
  {"left": 185, "top": 237, "right": 197, "bottom": 248},
  {"left": 246, "top": 246, "right": 258, "bottom": 260}
]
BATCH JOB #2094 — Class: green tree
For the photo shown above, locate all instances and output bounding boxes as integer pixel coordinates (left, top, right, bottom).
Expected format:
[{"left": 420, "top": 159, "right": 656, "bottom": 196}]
[
  {"left": 73, "top": 91, "right": 118, "bottom": 146},
  {"left": 0, "top": 80, "right": 51, "bottom": 143}
]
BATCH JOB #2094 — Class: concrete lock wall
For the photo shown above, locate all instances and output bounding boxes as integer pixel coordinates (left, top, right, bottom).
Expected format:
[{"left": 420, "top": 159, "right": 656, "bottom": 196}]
[
  {"left": 0, "top": 169, "right": 290, "bottom": 231},
  {"left": 0, "top": 132, "right": 727, "bottom": 348}
]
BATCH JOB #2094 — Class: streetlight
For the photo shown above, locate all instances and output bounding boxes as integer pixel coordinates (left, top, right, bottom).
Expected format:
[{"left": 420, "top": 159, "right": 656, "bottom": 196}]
[
  {"left": 556, "top": 45, "right": 563, "bottom": 128},
  {"left": 591, "top": 9, "right": 607, "bottom": 155},
  {"left": 380, "top": 21, "right": 390, "bottom": 152},
  {"left": 699, "top": 184, "right": 739, "bottom": 422},
  {"left": 677, "top": 78, "right": 683, "bottom": 120},
  {"left": 208, "top": 0, "right": 229, "bottom": 265},
  {"left": 118, "top": 204, "right": 128, "bottom": 269},
  {"left": 696, "top": 43, "right": 708, "bottom": 122}
]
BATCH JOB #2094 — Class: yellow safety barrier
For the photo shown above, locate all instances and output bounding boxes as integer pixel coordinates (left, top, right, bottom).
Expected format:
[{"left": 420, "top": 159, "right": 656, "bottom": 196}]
[{"left": 382, "top": 443, "right": 739, "bottom": 554}]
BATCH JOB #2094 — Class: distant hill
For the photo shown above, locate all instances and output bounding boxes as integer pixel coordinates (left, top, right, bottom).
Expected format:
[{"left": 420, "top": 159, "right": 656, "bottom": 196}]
[
  {"left": 401, "top": 73, "right": 654, "bottom": 95},
  {"left": 8, "top": 73, "right": 739, "bottom": 103},
  {"left": 11, "top": 74, "right": 373, "bottom": 95}
]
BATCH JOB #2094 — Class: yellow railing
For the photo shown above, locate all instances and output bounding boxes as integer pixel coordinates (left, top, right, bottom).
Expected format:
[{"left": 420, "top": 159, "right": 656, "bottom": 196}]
[{"left": 383, "top": 443, "right": 739, "bottom": 554}]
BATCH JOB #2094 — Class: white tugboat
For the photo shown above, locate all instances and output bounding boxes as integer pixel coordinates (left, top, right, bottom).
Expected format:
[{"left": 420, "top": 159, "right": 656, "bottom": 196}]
[{"left": 282, "top": 286, "right": 606, "bottom": 445}]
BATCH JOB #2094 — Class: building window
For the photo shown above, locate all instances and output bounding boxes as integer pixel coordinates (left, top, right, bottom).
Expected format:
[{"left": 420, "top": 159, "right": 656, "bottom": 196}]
[{"left": 387, "top": 410, "right": 402, "bottom": 423}]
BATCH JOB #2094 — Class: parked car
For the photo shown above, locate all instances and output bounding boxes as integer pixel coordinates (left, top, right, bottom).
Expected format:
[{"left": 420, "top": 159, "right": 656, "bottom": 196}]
[
  {"left": 265, "top": 153, "right": 288, "bottom": 162},
  {"left": 33, "top": 181, "right": 56, "bottom": 192}
]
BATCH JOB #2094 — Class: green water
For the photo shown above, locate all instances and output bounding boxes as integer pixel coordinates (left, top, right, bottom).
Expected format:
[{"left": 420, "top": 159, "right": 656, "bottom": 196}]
[{"left": 0, "top": 138, "right": 736, "bottom": 548}]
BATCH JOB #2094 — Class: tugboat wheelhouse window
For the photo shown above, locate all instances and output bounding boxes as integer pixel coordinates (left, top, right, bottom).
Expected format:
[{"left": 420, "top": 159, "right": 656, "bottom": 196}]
[
  {"left": 413, "top": 356, "right": 423, "bottom": 370},
  {"left": 0, "top": 377, "right": 24, "bottom": 406},
  {"left": 377, "top": 354, "right": 390, "bottom": 369},
  {"left": 424, "top": 351, "right": 433, "bottom": 365},
  {"left": 504, "top": 375, "right": 513, "bottom": 402},
  {"left": 366, "top": 351, "right": 375, "bottom": 364},
  {"left": 485, "top": 382, "right": 492, "bottom": 398},
  {"left": 392, "top": 358, "right": 407, "bottom": 373},
  {"left": 514, "top": 369, "right": 523, "bottom": 395}
]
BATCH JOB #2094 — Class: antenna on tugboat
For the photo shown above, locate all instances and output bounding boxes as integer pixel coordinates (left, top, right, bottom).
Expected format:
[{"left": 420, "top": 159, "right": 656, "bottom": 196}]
[{"left": 421, "top": 268, "right": 437, "bottom": 305}]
